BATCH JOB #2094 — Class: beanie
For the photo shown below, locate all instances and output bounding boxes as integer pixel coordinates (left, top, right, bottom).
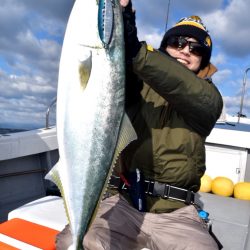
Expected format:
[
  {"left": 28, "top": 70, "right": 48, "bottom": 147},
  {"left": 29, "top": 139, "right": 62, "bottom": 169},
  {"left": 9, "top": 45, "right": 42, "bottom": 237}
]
[{"left": 160, "top": 16, "right": 212, "bottom": 69}]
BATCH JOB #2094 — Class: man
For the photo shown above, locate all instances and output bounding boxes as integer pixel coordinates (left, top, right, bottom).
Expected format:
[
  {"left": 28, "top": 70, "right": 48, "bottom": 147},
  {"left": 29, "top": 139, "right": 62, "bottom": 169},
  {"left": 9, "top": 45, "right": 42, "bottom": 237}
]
[{"left": 57, "top": 1, "right": 223, "bottom": 249}]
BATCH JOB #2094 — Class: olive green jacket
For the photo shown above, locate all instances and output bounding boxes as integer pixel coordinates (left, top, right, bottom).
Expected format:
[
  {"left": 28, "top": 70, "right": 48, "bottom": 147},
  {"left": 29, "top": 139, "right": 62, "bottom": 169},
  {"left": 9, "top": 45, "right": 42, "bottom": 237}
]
[
  {"left": 110, "top": 43, "right": 223, "bottom": 213},
  {"left": 117, "top": 43, "right": 223, "bottom": 212}
]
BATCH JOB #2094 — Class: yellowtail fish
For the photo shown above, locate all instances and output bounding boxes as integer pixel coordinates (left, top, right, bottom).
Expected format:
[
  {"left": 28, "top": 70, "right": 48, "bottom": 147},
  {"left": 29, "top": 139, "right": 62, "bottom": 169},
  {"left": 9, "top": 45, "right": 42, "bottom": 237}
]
[{"left": 46, "top": 0, "right": 137, "bottom": 249}]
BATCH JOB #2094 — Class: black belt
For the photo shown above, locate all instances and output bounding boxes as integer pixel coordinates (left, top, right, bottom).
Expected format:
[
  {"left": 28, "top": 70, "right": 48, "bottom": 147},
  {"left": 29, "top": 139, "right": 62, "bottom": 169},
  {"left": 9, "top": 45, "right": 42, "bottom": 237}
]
[{"left": 109, "top": 175, "right": 195, "bottom": 205}]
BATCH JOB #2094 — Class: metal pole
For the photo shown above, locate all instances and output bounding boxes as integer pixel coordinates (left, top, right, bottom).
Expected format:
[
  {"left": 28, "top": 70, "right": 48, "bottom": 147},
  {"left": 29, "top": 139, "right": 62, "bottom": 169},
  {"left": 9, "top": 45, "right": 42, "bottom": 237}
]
[
  {"left": 46, "top": 97, "right": 57, "bottom": 129},
  {"left": 238, "top": 67, "right": 250, "bottom": 123},
  {"left": 165, "top": 0, "right": 171, "bottom": 31}
]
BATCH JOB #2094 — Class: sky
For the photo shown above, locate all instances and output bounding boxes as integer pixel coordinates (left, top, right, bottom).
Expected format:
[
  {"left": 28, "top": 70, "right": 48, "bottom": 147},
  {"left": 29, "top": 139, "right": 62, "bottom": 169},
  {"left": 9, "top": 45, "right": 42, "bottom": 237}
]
[{"left": 0, "top": 0, "right": 250, "bottom": 129}]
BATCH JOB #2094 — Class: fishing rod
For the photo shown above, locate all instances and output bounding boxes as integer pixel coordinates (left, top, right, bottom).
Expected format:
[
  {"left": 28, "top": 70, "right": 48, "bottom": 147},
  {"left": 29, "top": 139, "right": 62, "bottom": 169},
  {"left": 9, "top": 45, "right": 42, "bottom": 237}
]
[{"left": 165, "top": 0, "right": 171, "bottom": 31}]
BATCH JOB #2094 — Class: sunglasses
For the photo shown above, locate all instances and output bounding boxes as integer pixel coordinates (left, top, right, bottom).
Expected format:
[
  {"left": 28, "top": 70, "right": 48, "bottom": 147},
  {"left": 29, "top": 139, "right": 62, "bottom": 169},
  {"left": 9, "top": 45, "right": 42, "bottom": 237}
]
[{"left": 167, "top": 36, "right": 206, "bottom": 57}]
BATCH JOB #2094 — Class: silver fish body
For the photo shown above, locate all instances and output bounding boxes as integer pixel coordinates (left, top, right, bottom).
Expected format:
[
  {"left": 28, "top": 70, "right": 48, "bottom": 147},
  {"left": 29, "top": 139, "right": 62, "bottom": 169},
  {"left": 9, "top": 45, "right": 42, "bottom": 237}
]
[{"left": 46, "top": 0, "right": 136, "bottom": 249}]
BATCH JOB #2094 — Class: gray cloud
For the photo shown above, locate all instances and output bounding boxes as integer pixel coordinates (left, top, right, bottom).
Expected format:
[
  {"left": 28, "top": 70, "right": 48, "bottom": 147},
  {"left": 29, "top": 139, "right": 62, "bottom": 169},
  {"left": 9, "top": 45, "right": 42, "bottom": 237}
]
[
  {"left": 0, "top": 0, "right": 250, "bottom": 129},
  {"left": 0, "top": 0, "right": 73, "bottom": 128},
  {"left": 203, "top": 0, "right": 250, "bottom": 57},
  {"left": 132, "top": 0, "right": 223, "bottom": 32},
  {"left": 172, "top": 0, "right": 224, "bottom": 13}
]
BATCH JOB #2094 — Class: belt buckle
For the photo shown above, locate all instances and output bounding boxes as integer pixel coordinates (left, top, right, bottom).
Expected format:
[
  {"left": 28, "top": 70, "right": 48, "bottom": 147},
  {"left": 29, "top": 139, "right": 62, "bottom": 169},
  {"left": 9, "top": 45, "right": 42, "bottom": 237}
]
[
  {"left": 166, "top": 185, "right": 193, "bottom": 203},
  {"left": 144, "top": 180, "right": 154, "bottom": 195},
  {"left": 163, "top": 184, "right": 170, "bottom": 198}
]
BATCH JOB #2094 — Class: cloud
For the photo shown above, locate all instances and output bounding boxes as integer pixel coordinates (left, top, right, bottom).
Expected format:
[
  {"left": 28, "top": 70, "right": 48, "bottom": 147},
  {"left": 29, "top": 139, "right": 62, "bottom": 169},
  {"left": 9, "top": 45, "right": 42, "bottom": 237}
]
[
  {"left": 1, "top": 0, "right": 250, "bottom": 129},
  {"left": 213, "top": 68, "right": 232, "bottom": 85},
  {"left": 222, "top": 96, "right": 239, "bottom": 116},
  {"left": 203, "top": 0, "right": 250, "bottom": 57},
  {"left": 0, "top": 69, "right": 56, "bottom": 121},
  {"left": 172, "top": 0, "right": 224, "bottom": 14},
  {"left": 223, "top": 94, "right": 250, "bottom": 118},
  {"left": 137, "top": 27, "right": 164, "bottom": 48},
  {"left": 133, "top": 0, "right": 168, "bottom": 31},
  {"left": 133, "top": 0, "right": 224, "bottom": 32},
  {"left": 211, "top": 53, "right": 226, "bottom": 65},
  {"left": 0, "top": 0, "right": 70, "bottom": 128}
]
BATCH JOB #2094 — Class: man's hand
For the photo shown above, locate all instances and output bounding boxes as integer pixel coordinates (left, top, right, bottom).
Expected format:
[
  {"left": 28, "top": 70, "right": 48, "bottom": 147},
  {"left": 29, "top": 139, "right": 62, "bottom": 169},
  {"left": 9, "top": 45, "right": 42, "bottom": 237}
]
[{"left": 120, "top": 0, "right": 130, "bottom": 7}]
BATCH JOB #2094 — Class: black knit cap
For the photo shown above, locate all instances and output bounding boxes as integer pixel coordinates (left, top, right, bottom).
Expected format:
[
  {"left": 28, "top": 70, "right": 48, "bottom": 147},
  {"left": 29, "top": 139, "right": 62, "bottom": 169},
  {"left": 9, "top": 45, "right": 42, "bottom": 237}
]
[{"left": 160, "top": 16, "right": 212, "bottom": 69}]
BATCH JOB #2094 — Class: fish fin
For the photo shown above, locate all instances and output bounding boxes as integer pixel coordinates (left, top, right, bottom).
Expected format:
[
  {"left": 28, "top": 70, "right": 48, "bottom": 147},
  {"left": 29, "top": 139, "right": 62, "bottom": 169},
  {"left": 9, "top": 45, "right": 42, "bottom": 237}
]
[
  {"left": 104, "top": 112, "right": 137, "bottom": 192},
  {"left": 44, "top": 162, "right": 58, "bottom": 184},
  {"left": 45, "top": 161, "right": 71, "bottom": 225},
  {"left": 111, "top": 112, "right": 137, "bottom": 169},
  {"left": 78, "top": 47, "right": 92, "bottom": 90},
  {"left": 87, "top": 113, "right": 137, "bottom": 228}
]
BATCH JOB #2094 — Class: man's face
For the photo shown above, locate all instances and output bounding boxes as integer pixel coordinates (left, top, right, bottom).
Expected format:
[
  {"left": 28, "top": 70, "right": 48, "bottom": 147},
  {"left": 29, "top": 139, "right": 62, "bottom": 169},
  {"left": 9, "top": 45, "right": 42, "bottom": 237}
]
[{"left": 166, "top": 37, "right": 202, "bottom": 72}]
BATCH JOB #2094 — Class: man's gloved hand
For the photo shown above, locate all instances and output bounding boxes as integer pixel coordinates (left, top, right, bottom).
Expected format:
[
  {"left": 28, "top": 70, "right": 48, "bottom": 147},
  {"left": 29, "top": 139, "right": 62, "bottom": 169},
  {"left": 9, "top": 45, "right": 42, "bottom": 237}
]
[{"left": 120, "top": 0, "right": 141, "bottom": 64}]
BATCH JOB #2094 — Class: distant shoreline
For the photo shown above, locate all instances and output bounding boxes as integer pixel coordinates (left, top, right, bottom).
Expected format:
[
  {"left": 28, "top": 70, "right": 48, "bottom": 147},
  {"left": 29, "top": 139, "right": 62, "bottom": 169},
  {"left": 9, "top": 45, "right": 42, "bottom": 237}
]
[{"left": 0, "top": 128, "right": 28, "bottom": 135}]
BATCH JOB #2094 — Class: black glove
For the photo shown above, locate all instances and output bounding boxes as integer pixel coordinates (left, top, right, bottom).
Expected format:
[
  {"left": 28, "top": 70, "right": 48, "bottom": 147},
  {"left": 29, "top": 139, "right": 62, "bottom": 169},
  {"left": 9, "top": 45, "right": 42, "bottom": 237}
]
[
  {"left": 122, "top": 1, "right": 143, "bottom": 109},
  {"left": 122, "top": 0, "right": 141, "bottom": 64}
]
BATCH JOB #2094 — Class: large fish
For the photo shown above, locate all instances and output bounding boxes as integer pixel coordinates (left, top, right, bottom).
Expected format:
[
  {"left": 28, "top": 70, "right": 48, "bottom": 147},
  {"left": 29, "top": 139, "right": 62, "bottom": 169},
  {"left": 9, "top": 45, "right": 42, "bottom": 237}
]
[{"left": 46, "top": 0, "right": 137, "bottom": 249}]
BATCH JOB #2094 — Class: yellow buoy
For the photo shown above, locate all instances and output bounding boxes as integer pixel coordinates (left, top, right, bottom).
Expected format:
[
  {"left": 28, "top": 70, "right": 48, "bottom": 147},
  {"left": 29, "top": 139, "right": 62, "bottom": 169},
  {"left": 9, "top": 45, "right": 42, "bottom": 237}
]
[
  {"left": 234, "top": 182, "right": 250, "bottom": 200},
  {"left": 211, "top": 176, "right": 234, "bottom": 197},
  {"left": 199, "top": 174, "right": 212, "bottom": 193}
]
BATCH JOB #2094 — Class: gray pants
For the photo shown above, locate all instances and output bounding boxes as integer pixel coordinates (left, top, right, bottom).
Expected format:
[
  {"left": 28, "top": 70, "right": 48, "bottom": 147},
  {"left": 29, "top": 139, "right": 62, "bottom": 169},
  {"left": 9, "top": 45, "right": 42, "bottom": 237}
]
[{"left": 57, "top": 194, "right": 219, "bottom": 249}]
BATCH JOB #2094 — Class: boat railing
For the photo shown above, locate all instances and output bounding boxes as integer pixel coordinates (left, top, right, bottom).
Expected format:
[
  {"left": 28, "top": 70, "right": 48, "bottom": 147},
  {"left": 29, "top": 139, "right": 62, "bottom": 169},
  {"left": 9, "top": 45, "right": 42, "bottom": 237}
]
[
  {"left": 238, "top": 67, "right": 250, "bottom": 123},
  {"left": 45, "top": 97, "right": 57, "bottom": 129}
]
